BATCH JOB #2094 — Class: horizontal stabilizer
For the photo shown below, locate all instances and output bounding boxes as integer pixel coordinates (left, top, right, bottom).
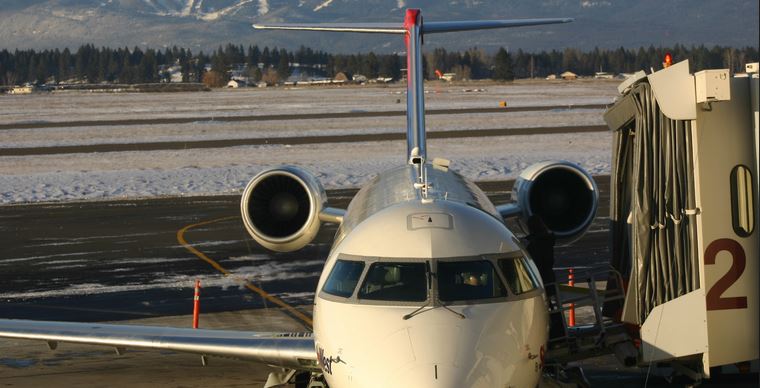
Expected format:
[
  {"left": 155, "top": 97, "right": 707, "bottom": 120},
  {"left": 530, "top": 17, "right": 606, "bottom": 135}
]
[
  {"left": 423, "top": 18, "right": 572, "bottom": 33},
  {"left": 253, "top": 22, "right": 404, "bottom": 34},
  {"left": 253, "top": 18, "right": 572, "bottom": 35}
]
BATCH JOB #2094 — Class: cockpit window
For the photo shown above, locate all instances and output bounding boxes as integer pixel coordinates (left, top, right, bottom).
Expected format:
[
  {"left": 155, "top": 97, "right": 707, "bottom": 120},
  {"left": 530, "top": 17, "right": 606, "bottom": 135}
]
[
  {"left": 358, "top": 262, "right": 427, "bottom": 302},
  {"left": 437, "top": 260, "right": 507, "bottom": 301},
  {"left": 322, "top": 259, "right": 365, "bottom": 298},
  {"left": 498, "top": 257, "right": 539, "bottom": 295}
]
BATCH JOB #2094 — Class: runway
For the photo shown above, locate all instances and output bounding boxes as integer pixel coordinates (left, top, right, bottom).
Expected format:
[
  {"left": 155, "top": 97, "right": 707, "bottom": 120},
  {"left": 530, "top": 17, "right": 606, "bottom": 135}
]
[
  {"left": 0, "top": 104, "right": 608, "bottom": 131},
  {"left": 0, "top": 124, "right": 607, "bottom": 156}
]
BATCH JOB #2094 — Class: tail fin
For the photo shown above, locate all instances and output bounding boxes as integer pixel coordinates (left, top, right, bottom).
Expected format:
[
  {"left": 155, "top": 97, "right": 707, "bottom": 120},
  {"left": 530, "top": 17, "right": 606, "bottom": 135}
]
[{"left": 253, "top": 10, "right": 572, "bottom": 164}]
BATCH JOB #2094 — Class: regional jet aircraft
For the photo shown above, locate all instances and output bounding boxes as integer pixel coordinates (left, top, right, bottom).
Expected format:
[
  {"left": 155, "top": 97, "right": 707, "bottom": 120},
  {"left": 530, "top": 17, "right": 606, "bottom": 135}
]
[{"left": 0, "top": 9, "right": 598, "bottom": 388}]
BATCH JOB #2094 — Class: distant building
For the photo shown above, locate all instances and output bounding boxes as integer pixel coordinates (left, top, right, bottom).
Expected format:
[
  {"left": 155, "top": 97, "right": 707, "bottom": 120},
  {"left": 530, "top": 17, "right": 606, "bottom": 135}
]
[
  {"left": 334, "top": 72, "right": 350, "bottom": 82},
  {"left": 227, "top": 79, "right": 247, "bottom": 88},
  {"left": 170, "top": 71, "right": 184, "bottom": 83},
  {"left": 560, "top": 71, "right": 578, "bottom": 80},
  {"left": 594, "top": 71, "right": 614, "bottom": 79},
  {"left": 8, "top": 85, "right": 34, "bottom": 94},
  {"left": 440, "top": 73, "right": 456, "bottom": 82},
  {"left": 228, "top": 64, "right": 256, "bottom": 85},
  {"left": 162, "top": 65, "right": 183, "bottom": 83}
]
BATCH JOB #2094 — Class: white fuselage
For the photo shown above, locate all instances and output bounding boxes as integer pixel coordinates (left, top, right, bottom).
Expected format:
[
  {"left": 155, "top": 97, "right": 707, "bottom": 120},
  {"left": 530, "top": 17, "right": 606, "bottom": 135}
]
[
  {"left": 309, "top": 167, "right": 550, "bottom": 387},
  {"left": 315, "top": 290, "right": 547, "bottom": 387}
]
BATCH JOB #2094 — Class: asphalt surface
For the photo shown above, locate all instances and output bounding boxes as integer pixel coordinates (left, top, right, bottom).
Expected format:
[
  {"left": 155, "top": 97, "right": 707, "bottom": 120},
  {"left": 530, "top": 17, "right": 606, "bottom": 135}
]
[
  {"left": 0, "top": 104, "right": 608, "bottom": 130},
  {"left": 0, "top": 178, "right": 609, "bottom": 322},
  {"left": 0, "top": 124, "right": 608, "bottom": 156},
  {"left": 1, "top": 177, "right": 758, "bottom": 387}
]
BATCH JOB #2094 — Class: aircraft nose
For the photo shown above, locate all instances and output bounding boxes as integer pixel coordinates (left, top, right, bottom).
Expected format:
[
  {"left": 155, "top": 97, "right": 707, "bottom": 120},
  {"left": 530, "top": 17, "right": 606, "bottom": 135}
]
[
  {"left": 391, "top": 363, "right": 466, "bottom": 388},
  {"left": 385, "top": 322, "right": 490, "bottom": 388}
]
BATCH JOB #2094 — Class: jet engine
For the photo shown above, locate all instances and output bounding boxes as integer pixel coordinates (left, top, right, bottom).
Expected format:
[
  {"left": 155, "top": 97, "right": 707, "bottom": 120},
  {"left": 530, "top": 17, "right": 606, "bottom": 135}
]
[
  {"left": 240, "top": 166, "right": 327, "bottom": 252},
  {"left": 511, "top": 161, "right": 598, "bottom": 242}
]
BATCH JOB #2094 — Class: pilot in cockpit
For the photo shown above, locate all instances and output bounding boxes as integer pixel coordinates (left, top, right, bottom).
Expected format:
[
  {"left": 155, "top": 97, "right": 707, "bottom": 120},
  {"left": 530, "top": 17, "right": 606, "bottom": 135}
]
[{"left": 463, "top": 272, "right": 485, "bottom": 287}]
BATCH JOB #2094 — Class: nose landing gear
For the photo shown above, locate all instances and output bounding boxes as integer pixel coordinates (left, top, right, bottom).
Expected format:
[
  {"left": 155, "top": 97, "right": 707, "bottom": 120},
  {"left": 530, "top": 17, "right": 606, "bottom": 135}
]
[{"left": 265, "top": 370, "right": 327, "bottom": 388}]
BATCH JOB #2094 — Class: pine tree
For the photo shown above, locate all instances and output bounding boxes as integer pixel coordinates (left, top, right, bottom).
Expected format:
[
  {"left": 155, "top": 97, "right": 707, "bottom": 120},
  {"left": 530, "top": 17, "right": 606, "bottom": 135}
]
[
  {"left": 492, "top": 47, "right": 514, "bottom": 81},
  {"left": 276, "top": 48, "right": 290, "bottom": 79}
]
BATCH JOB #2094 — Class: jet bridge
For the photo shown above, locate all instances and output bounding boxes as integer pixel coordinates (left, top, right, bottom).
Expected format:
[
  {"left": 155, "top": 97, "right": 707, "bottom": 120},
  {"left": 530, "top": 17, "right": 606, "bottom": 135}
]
[{"left": 602, "top": 60, "right": 759, "bottom": 381}]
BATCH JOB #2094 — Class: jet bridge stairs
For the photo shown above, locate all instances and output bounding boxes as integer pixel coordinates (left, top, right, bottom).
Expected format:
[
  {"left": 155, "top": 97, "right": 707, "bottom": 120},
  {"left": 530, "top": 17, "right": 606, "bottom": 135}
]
[{"left": 543, "top": 265, "right": 637, "bottom": 368}]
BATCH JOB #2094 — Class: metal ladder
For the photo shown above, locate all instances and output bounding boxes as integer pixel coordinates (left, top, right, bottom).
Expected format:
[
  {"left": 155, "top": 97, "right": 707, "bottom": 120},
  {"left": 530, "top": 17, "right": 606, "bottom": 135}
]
[{"left": 544, "top": 265, "right": 636, "bottom": 366}]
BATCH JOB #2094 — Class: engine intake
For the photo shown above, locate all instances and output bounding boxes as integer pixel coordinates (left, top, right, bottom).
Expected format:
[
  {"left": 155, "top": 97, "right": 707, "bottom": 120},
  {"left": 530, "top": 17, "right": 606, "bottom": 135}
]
[
  {"left": 512, "top": 161, "right": 598, "bottom": 242},
  {"left": 240, "top": 166, "right": 327, "bottom": 252}
]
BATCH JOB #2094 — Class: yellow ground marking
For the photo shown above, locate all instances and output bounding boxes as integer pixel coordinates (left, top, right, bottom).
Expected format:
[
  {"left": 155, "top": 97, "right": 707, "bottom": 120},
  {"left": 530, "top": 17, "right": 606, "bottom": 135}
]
[{"left": 177, "top": 216, "right": 314, "bottom": 329}]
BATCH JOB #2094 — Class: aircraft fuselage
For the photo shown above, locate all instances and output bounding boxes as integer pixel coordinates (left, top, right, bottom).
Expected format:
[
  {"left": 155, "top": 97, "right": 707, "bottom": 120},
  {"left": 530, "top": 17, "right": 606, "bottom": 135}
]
[{"left": 312, "top": 164, "right": 549, "bottom": 387}]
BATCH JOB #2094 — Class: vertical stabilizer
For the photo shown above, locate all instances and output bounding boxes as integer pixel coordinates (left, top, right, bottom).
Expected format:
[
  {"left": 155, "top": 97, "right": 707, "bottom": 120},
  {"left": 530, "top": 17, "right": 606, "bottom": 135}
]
[
  {"left": 253, "top": 11, "right": 572, "bottom": 164},
  {"left": 403, "top": 9, "right": 426, "bottom": 164}
]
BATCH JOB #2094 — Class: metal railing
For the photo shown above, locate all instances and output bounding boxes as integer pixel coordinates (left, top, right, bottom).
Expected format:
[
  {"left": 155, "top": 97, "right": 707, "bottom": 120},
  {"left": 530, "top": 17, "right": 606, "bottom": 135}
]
[{"left": 544, "top": 264, "right": 634, "bottom": 365}]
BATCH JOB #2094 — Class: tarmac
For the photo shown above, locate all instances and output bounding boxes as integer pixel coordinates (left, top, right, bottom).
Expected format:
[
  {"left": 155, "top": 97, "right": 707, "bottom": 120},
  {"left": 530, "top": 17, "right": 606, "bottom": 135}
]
[
  {"left": 1, "top": 179, "right": 757, "bottom": 387},
  {"left": 2, "top": 309, "right": 756, "bottom": 387}
]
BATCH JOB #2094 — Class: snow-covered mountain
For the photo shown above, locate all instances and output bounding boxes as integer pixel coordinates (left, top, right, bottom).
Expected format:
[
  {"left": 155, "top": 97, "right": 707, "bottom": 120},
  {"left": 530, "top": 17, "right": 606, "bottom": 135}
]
[{"left": 1, "top": 0, "right": 757, "bottom": 52}]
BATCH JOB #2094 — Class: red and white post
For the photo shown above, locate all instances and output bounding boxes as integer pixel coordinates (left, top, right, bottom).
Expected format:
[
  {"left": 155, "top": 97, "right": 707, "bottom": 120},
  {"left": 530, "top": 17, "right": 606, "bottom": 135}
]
[
  {"left": 567, "top": 269, "right": 575, "bottom": 327},
  {"left": 192, "top": 279, "right": 201, "bottom": 329}
]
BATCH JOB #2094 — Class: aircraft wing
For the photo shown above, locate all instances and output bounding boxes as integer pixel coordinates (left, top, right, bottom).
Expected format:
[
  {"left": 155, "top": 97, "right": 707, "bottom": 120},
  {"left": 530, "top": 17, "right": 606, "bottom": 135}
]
[{"left": 0, "top": 318, "right": 318, "bottom": 371}]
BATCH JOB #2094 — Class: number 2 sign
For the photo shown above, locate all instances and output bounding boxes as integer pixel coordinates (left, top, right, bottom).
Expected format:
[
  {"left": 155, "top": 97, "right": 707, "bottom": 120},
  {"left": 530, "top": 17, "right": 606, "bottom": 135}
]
[{"left": 704, "top": 238, "right": 748, "bottom": 311}]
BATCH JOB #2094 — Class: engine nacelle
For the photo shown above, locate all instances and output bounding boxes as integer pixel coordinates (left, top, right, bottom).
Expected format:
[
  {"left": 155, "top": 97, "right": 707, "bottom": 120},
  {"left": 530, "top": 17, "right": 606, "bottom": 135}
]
[
  {"left": 512, "top": 161, "right": 598, "bottom": 242},
  {"left": 240, "top": 166, "right": 327, "bottom": 252}
]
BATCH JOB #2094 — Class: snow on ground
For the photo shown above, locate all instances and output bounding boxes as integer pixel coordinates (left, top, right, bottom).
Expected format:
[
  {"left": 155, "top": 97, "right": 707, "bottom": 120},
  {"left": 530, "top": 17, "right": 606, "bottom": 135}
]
[
  {"left": 0, "top": 109, "right": 604, "bottom": 149},
  {"left": 0, "top": 132, "right": 612, "bottom": 204},
  {"left": 0, "top": 81, "right": 618, "bottom": 205},
  {"left": 0, "top": 266, "right": 313, "bottom": 299},
  {"left": 0, "top": 81, "right": 618, "bottom": 123}
]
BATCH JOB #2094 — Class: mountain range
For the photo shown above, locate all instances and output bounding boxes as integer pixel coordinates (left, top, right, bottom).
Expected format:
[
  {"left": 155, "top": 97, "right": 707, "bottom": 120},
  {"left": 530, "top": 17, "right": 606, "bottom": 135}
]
[{"left": 1, "top": 0, "right": 757, "bottom": 52}]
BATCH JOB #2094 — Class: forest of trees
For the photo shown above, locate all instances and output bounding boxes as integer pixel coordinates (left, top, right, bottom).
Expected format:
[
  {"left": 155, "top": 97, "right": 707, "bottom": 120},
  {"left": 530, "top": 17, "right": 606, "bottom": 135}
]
[{"left": 1, "top": 43, "right": 757, "bottom": 86}]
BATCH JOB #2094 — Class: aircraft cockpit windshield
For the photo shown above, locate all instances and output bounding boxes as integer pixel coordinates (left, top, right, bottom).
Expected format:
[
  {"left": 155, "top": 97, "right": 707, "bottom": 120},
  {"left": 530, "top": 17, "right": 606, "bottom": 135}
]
[
  {"left": 320, "top": 253, "right": 542, "bottom": 305},
  {"left": 437, "top": 260, "right": 507, "bottom": 302},
  {"left": 359, "top": 262, "right": 428, "bottom": 301}
]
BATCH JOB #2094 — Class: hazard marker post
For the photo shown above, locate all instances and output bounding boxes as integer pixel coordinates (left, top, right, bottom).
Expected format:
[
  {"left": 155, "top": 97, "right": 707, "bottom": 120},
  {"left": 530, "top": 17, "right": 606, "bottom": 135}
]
[
  {"left": 192, "top": 279, "right": 201, "bottom": 329},
  {"left": 567, "top": 269, "right": 575, "bottom": 327}
]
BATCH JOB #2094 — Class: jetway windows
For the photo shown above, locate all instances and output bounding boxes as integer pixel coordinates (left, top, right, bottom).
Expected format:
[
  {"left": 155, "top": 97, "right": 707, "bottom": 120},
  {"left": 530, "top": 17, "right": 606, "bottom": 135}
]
[
  {"left": 730, "top": 165, "right": 755, "bottom": 237},
  {"left": 358, "top": 262, "right": 427, "bottom": 302},
  {"left": 323, "top": 259, "right": 365, "bottom": 298},
  {"left": 498, "top": 257, "right": 539, "bottom": 295},
  {"left": 437, "top": 260, "right": 507, "bottom": 301}
]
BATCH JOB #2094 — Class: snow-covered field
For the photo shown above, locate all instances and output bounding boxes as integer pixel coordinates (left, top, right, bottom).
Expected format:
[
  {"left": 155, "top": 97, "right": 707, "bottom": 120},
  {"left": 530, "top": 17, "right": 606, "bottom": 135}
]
[{"left": 0, "top": 81, "right": 619, "bottom": 204}]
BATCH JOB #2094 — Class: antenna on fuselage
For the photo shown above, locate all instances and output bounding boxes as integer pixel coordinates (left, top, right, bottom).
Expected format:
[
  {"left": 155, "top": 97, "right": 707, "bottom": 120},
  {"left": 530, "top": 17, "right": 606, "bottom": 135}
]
[{"left": 253, "top": 10, "right": 572, "bottom": 165}]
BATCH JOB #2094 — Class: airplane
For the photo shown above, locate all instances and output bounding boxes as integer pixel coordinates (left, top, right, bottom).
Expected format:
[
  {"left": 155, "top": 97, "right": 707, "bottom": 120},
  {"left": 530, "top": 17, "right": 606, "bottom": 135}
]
[{"left": 0, "top": 9, "right": 599, "bottom": 388}]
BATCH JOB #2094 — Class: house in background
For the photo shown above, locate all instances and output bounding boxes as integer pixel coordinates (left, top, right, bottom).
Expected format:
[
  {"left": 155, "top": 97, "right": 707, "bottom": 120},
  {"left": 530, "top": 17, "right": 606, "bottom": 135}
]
[
  {"left": 8, "top": 85, "right": 34, "bottom": 94},
  {"left": 594, "top": 71, "right": 614, "bottom": 79},
  {"left": 227, "top": 79, "right": 247, "bottom": 88},
  {"left": 560, "top": 71, "right": 578, "bottom": 80}
]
